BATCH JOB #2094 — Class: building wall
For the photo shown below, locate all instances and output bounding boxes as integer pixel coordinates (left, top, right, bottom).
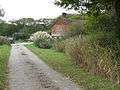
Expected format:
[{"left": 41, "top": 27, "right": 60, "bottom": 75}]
[{"left": 51, "top": 18, "right": 69, "bottom": 37}]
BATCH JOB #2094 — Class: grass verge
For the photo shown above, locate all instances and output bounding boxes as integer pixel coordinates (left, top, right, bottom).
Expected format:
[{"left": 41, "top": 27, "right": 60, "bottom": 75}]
[
  {"left": 0, "top": 45, "right": 11, "bottom": 90},
  {"left": 26, "top": 44, "right": 120, "bottom": 90}
]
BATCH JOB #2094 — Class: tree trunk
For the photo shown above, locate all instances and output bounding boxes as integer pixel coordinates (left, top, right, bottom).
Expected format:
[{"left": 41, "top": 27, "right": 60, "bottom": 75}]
[
  {"left": 114, "top": 0, "right": 120, "bottom": 18},
  {"left": 112, "top": 0, "right": 120, "bottom": 37}
]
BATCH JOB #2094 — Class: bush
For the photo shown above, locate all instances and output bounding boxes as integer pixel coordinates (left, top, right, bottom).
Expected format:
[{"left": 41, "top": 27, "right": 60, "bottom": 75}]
[
  {"left": 30, "top": 31, "right": 52, "bottom": 49},
  {"left": 13, "top": 33, "right": 30, "bottom": 41},
  {"left": 64, "top": 20, "right": 85, "bottom": 38},
  {"left": 53, "top": 39, "right": 65, "bottom": 52},
  {"left": 65, "top": 36, "right": 86, "bottom": 67},
  {"left": 0, "top": 36, "right": 10, "bottom": 45},
  {"left": 65, "top": 36, "right": 120, "bottom": 84}
]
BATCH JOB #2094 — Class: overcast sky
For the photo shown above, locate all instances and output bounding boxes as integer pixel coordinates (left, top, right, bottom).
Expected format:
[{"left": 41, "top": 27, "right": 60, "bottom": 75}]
[{"left": 0, "top": 0, "right": 77, "bottom": 21}]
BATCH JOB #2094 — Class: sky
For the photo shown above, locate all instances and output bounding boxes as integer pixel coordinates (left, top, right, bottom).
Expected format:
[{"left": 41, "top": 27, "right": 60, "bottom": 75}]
[{"left": 0, "top": 0, "right": 77, "bottom": 21}]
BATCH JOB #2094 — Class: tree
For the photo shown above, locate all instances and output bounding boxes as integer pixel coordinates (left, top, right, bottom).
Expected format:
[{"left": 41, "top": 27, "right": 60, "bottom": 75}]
[
  {"left": 0, "top": 17, "right": 54, "bottom": 40},
  {"left": 55, "top": 0, "right": 120, "bottom": 36},
  {"left": 0, "top": 7, "right": 5, "bottom": 17},
  {"left": 55, "top": 0, "right": 120, "bottom": 18},
  {"left": 55, "top": 0, "right": 120, "bottom": 84},
  {"left": 9, "top": 18, "right": 54, "bottom": 40}
]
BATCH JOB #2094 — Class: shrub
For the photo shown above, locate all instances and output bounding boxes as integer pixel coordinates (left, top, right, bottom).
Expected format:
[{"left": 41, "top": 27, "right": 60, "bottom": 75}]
[
  {"left": 13, "top": 33, "right": 30, "bottom": 41},
  {"left": 53, "top": 39, "right": 65, "bottom": 52},
  {"left": 64, "top": 20, "right": 85, "bottom": 38},
  {"left": 65, "top": 36, "right": 86, "bottom": 67},
  {"left": 0, "top": 36, "right": 10, "bottom": 45},
  {"left": 65, "top": 36, "right": 120, "bottom": 84},
  {"left": 30, "top": 31, "right": 52, "bottom": 49}
]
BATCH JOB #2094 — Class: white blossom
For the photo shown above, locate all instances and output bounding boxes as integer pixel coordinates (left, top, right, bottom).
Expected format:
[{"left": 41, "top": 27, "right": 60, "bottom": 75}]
[{"left": 29, "top": 31, "right": 52, "bottom": 42}]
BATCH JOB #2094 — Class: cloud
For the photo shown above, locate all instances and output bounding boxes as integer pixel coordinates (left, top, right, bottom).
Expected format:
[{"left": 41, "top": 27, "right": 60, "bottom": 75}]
[{"left": 0, "top": 0, "right": 77, "bottom": 21}]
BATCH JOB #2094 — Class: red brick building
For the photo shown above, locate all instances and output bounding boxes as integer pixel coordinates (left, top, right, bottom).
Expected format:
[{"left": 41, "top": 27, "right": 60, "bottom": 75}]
[{"left": 51, "top": 13, "right": 70, "bottom": 37}]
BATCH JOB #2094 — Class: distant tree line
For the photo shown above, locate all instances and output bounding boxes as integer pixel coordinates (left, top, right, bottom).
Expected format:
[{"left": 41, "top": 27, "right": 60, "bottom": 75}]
[{"left": 0, "top": 18, "right": 54, "bottom": 40}]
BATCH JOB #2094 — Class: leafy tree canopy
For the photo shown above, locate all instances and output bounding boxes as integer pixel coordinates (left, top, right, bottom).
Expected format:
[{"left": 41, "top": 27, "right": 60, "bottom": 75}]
[{"left": 55, "top": 0, "right": 120, "bottom": 18}]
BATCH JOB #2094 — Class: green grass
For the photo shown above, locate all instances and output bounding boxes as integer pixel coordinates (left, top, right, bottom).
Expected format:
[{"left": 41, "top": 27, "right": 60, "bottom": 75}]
[
  {"left": 0, "top": 45, "right": 11, "bottom": 90},
  {"left": 26, "top": 44, "right": 120, "bottom": 90}
]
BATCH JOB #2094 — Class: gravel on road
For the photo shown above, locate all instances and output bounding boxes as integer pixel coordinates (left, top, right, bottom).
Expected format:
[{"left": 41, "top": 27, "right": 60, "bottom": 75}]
[{"left": 8, "top": 44, "right": 82, "bottom": 90}]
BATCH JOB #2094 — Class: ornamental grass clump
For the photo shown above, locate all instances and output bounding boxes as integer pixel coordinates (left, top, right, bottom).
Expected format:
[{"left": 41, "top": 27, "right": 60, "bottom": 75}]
[
  {"left": 53, "top": 39, "right": 65, "bottom": 52},
  {"left": 65, "top": 36, "right": 120, "bottom": 84},
  {"left": 30, "top": 31, "right": 52, "bottom": 49}
]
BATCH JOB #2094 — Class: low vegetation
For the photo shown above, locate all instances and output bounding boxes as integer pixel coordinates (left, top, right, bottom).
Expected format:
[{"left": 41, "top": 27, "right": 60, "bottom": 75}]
[
  {"left": 51, "top": 13, "right": 120, "bottom": 84},
  {"left": 0, "top": 36, "right": 10, "bottom": 45},
  {"left": 65, "top": 35, "right": 120, "bottom": 83},
  {"left": 30, "top": 31, "right": 53, "bottom": 49},
  {"left": 0, "top": 45, "right": 11, "bottom": 90},
  {"left": 26, "top": 44, "right": 120, "bottom": 90},
  {"left": 53, "top": 39, "right": 65, "bottom": 52}
]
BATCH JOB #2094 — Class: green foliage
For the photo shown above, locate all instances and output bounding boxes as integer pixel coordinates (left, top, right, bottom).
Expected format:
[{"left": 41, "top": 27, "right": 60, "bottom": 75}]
[
  {"left": 64, "top": 36, "right": 120, "bottom": 84},
  {"left": 13, "top": 33, "right": 29, "bottom": 41},
  {"left": 0, "top": 18, "right": 54, "bottom": 41},
  {"left": 67, "top": 14, "right": 82, "bottom": 20},
  {"left": 55, "top": 0, "right": 120, "bottom": 85},
  {"left": 0, "top": 20, "right": 18, "bottom": 37},
  {"left": 26, "top": 44, "right": 120, "bottom": 90},
  {"left": 85, "top": 14, "right": 116, "bottom": 33},
  {"left": 11, "top": 18, "right": 50, "bottom": 40},
  {"left": 53, "top": 39, "right": 65, "bottom": 52},
  {"left": 51, "top": 12, "right": 120, "bottom": 84},
  {"left": 0, "top": 45, "right": 11, "bottom": 90},
  {"left": 84, "top": 15, "right": 96, "bottom": 34},
  {"left": 65, "top": 20, "right": 85, "bottom": 38},
  {"left": 55, "top": 0, "right": 115, "bottom": 16},
  {"left": 65, "top": 36, "right": 85, "bottom": 66},
  {"left": 55, "top": 0, "right": 120, "bottom": 38}
]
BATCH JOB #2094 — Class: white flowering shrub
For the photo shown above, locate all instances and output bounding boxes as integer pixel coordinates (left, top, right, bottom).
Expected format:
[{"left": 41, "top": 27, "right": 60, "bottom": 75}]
[{"left": 30, "top": 31, "right": 52, "bottom": 48}]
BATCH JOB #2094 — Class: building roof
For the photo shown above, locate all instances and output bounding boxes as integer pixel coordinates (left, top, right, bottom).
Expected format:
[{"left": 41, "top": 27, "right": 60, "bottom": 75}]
[{"left": 51, "top": 13, "right": 84, "bottom": 37}]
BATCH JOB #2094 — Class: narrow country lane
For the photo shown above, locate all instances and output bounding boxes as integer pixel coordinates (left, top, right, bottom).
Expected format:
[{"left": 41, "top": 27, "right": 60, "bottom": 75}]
[{"left": 8, "top": 44, "right": 82, "bottom": 90}]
